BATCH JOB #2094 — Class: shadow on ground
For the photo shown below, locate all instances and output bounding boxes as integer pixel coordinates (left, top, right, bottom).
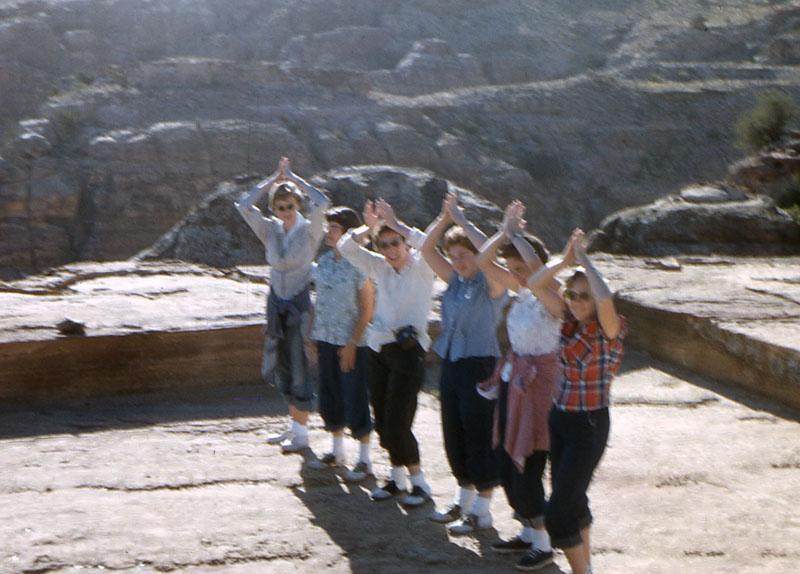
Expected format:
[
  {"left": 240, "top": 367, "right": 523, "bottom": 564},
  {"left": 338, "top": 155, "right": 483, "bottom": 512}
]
[{"left": 0, "top": 383, "right": 284, "bottom": 440}]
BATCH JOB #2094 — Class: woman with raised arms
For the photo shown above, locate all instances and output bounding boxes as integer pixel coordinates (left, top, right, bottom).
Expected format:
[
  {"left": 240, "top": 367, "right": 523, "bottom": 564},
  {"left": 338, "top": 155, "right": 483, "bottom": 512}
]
[
  {"left": 421, "top": 192, "right": 507, "bottom": 535},
  {"left": 476, "top": 201, "right": 563, "bottom": 572}
]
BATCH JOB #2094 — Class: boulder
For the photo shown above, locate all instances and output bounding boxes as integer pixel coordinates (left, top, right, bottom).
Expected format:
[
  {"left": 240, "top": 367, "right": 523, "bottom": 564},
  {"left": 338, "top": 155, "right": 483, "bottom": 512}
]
[
  {"left": 678, "top": 183, "right": 746, "bottom": 203},
  {"left": 588, "top": 195, "right": 800, "bottom": 256},
  {"left": 729, "top": 151, "right": 800, "bottom": 202}
]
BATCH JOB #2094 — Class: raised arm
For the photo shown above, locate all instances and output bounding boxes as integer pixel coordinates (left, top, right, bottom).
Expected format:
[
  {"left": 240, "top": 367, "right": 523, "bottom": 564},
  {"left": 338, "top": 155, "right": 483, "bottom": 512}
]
[
  {"left": 573, "top": 230, "right": 622, "bottom": 338},
  {"left": 476, "top": 203, "right": 522, "bottom": 292},
  {"left": 448, "top": 193, "right": 488, "bottom": 251},
  {"left": 503, "top": 202, "right": 564, "bottom": 317},
  {"left": 528, "top": 230, "right": 577, "bottom": 293},
  {"left": 282, "top": 158, "right": 330, "bottom": 245},
  {"left": 374, "top": 198, "right": 420, "bottom": 244},
  {"left": 234, "top": 168, "right": 281, "bottom": 245},
  {"left": 337, "top": 201, "right": 384, "bottom": 277},
  {"left": 420, "top": 195, "right": 455, "bottom": 282}
]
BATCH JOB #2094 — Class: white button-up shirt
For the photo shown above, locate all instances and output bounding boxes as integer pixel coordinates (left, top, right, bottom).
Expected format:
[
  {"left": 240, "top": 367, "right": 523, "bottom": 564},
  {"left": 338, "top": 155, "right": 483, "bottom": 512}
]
[{"left": 338, "top": 228, "right": 435, "bottom": 352}]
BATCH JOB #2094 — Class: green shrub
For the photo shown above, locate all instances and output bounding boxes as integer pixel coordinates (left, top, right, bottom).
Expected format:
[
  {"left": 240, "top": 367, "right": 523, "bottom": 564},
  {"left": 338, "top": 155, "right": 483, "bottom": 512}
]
[{"left": 735, "top": 90, "right": 795, "bottom": 153}]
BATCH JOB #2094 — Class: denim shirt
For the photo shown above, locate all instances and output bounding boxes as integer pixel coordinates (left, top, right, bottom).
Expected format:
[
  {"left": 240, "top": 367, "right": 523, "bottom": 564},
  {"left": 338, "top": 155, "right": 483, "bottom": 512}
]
[
  {"left": 311, "top": 250, "right": 367, "bottom": 347},
  {"left": 432, "top": 271, "right": 507, "bottom": 361}
]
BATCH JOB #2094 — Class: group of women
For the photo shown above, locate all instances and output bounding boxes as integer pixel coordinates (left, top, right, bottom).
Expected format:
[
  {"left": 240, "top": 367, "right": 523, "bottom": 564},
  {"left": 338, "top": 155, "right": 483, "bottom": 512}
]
[{"left": 235, "top": 158, "right": 627, "bottom": 574}]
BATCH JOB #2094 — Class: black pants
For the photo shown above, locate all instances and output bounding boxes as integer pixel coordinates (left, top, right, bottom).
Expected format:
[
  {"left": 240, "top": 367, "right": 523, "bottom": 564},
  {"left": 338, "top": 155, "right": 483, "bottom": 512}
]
[
  {"left": 545, "top": 407, "right": 610, "bottom": 549},
  {"left": 368, "top": 342, "right": 425, "bottom": 467},
  {"left": 495, "top": 379, "right": 548, "bottom": 525},
  {"left": 440, "top": 357, "right": 500, "bottom": 491},
  {"left": 317, "top": 342, "right": 372, "bottom": 439}
]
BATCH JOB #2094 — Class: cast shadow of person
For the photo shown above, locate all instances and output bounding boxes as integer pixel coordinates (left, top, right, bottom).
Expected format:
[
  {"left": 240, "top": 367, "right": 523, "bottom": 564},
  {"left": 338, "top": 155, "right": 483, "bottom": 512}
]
[{"left": 290, "top": 448, "right": 566, "bottom": 573}]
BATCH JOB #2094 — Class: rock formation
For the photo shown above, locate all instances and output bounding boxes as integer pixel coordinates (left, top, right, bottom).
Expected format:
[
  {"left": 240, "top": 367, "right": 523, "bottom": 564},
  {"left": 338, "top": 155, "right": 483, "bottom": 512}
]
[
  {"left": 137, "top": 165, "right": 503, "bottom": 266},
  {"left": 3, "top": 1, "right": 800, "bottom": 278}
]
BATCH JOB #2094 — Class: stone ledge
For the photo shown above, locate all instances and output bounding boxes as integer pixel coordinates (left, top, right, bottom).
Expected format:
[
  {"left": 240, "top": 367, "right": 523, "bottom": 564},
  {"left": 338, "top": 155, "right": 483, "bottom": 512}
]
[
  {"left": 600, "top": 255, "right": 800, "bottom": 410},
  {"left": 2, "top": 257, "right": 798, "bottom": 410}
]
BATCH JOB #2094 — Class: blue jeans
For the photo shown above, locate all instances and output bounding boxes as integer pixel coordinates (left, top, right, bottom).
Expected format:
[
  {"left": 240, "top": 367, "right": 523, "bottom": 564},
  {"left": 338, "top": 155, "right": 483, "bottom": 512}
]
[
  {"left": 316, "top": 341, "right": 372, "bottom": 439},
  {"left": 545, "top": 407, "right": 610, "bottom": 549},
  {"left": 262, "top": 310, "right": 315, "bottom": 411},
  {"left": 440, "top": 357, "right": 499, "bottom": 491}
]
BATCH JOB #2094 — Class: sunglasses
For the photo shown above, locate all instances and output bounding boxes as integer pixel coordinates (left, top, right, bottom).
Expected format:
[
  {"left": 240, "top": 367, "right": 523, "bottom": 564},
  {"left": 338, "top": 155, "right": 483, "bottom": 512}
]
[
  {"left": 564, "top": 289, "right": 592, "bottom": 302},
  {"left": 378, "top": 238, "right": 403, "bottom": 249}
]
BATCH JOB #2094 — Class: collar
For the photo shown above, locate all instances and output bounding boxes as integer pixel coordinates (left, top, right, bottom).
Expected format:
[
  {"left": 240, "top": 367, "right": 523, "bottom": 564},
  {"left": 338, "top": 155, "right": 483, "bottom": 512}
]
[{"left": 280, "top": 213, "right": 308, "bottom": 240}]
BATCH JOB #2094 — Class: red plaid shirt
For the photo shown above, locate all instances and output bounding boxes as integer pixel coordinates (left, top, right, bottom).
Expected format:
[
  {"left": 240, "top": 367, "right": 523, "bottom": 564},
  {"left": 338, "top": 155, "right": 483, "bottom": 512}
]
[{"left": 554, "top": 315, "right": 627, "bottom": 412}]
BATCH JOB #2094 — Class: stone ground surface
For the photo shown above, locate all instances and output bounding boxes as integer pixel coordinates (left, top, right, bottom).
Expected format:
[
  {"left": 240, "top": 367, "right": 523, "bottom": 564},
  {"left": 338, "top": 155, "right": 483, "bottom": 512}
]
[
  {"left": 1, "top": 351, "right": 799, "bottom": 574},
  {"left": 599, "top": 255, "right": 800, "bottom": 356}
]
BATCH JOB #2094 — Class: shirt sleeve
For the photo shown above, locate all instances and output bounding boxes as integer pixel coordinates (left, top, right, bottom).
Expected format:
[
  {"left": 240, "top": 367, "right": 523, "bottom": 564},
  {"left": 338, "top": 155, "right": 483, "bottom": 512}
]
[
  {"left": 234, "top": 187, "right": 274, "bottom": 247},
  {"left": 406, "top": 227, "right": 427, "bottom": 250},
  {"left": 305, "top": 184, "right": 331, "bottom": 246},
  {"left": 338, "top": 231, "right": 384, "bottom": 278}
]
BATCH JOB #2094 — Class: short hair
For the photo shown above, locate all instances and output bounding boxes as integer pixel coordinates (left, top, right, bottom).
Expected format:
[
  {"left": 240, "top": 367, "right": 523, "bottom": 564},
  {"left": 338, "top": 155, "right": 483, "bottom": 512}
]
[
  {"left": 498, "top": 233, "right": 550, "bottom": 264},
  {"left": 373, "top": 224, "right": 406, "bottom": 242},
  {"left": 269, "top": 182, "right": 303, "bottom": 209},
  {"left": 325, "top": 206, "right": 361, "bottom": 232},
  {"left": 565, "top": 268, "right": 588, "bottom": 289},
  {"left": 443, "top": 227, "right": 477, "bottom": 254}
]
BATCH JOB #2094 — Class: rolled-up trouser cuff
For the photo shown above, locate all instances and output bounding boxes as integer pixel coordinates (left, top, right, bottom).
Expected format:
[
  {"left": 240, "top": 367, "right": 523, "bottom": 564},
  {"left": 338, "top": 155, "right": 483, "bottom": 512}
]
[
  {"left": 285, "top": 394, "right": 314, "bottom": 411},
  {"left": 514, "top": 512, "right": 545, "bottom": 529},
  {"left": 578, "top": 511, "right": 593, "bottom": 531},
  {"left": 550, "top": 532, "right": 584, "bottom": 550},
  {"left": 350, "top": 423, "right": 373, "bottom": 440},
  {"left": 474, "top": 478, "right": 502, "bottom": 491}
]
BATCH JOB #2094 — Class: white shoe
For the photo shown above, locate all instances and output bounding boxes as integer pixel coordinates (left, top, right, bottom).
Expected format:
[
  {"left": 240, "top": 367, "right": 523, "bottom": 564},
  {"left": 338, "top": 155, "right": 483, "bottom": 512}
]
[
  {"left": 267, "top": 428, "right": 293, "bottom": 445},
  {"left": 344, "top": 461, "right": 373, "bottom": 482},
  {"left": 400, "top": 485, "right": 432, "bottom": 507},
  {"left": 428, "top": 504, "right": 462, "bottom": 524},
  {"left": 370, "top": 480, "right": 406, "bottom": 501},
  {"left": 307, "top": 452, "right": 345, "bottom": 469},
  {"left": 448, "top": 513, "right": 493, "bottom": 535},
  {"left": 280, "top": 434, "right": 309, "bottom": 453}
]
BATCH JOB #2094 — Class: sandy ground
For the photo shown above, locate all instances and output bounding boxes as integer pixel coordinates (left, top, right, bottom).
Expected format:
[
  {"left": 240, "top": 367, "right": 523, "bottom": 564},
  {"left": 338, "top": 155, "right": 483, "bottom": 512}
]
[{"left": 1, "top": 350, "right": 799, "bottom": 574}]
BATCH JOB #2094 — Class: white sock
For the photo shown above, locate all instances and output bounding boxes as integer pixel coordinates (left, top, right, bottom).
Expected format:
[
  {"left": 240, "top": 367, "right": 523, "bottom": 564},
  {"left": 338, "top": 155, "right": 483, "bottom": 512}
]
[
  {"left": 456, "top": 487, "right": 476, "bottom": 510},
  {"left": 470, "top": 494, "right": 492, "bottom": 518},
  {"left": 409, "top": 470, "right": 431, "bottom": 492},
  {"left": 292, "top": 421, "right": 308, "bottom": 438},
  {"left": 391, "top": 466, "right": 409, "bottom": 490},
  {"left": 520, "top": 526, "right": 535, "bottom": 544},
  {"left": 333, "top": 436, "right": 345, "bottom": 460},
  {"left": 531, "top": 528, "right": 552, "bottom": 552},
  {"left": 358, "top": 440, "right": 371, "bottom": 464}
]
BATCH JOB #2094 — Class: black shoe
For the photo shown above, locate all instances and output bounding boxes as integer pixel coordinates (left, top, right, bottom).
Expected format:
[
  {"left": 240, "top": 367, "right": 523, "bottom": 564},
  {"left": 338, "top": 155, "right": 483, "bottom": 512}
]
[
  {"left": 371, "top": 480, "right": 406, "bottom": 501},
  {"left": 515, "top": 548, "right": 554, "bottom": 571},
  {"left": 491, "top": 536, "right": 532, "bottom": 554}
]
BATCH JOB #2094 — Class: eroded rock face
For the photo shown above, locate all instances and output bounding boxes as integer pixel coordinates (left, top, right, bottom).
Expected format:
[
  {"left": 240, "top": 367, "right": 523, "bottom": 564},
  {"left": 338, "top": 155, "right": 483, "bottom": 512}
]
[
  {"left": 3, "top": 1, "right": 800, "bottom": 278},
  {"left": 589, "top": 194, "right": 800, "bottom": 256},
  {"left": 729, "top": 147, "right": 800, "bottom": 202},
  {"left": 137, "top": 166, "right": 504, "bottom": 266}
]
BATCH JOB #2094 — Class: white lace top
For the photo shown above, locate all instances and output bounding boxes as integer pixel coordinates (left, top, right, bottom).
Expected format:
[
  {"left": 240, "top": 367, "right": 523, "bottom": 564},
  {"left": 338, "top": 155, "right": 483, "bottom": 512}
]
[{"left": 506, "top": 288, "right": 561, "bottom": 356}]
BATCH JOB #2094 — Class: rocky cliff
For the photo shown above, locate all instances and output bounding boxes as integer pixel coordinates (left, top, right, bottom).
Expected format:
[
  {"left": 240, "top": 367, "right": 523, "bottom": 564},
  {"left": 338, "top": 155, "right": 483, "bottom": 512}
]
[{"left": 2, "top": 0, "right": 800, "bottom": 277}]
